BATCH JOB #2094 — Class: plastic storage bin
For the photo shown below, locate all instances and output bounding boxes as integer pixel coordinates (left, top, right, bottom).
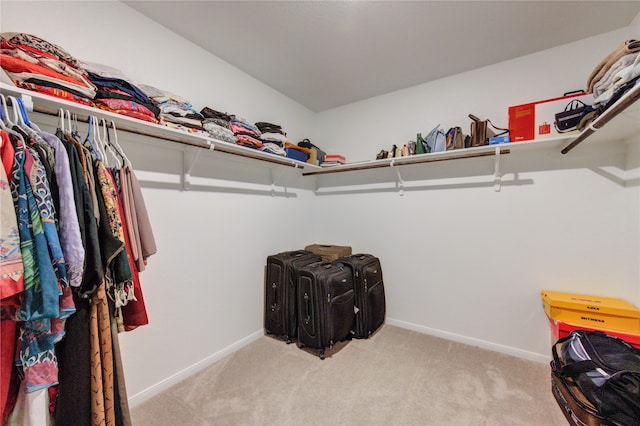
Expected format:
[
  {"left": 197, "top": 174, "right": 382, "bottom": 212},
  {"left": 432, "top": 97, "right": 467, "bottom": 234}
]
[
  {"left": 541, "top": 290, "right": 640, "bottom": 334},
  {"left": 548, "top": 319, "right": 640, "bottom": 349}
]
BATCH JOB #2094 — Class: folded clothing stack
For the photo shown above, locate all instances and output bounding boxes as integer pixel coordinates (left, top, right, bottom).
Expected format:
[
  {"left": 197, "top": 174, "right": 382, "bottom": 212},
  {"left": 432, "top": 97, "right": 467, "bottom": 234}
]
[
  {"left": 82, "top": 62, "right": 159, "bottom": 124},
  {"left": 230, "top": 118, "right": 262, "bottom": 149},
  {"left": 586, "top": 39, "right": 640, "bottom": 113},
  {"left": 138, "top": 84, "right": 206, "bottom": 135},
  {"left": 0, "top": 32, "right": 97, "bottom": 106},
  {"left": 200, "top": 107, "right": 235, "bottom": 143},
  {"left": 256, "top": 121, "right": 287, "bottom": 156}
]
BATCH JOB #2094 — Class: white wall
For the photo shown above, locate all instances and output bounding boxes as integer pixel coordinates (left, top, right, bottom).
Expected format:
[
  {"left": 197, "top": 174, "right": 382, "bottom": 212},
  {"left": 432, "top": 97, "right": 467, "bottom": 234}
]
[
  {"left": 1, "top": 0, "right": 639, "bottom": 408},
  {"left": 0, "top": 0, "right": 318, "bottom": 404},
  {"left": 314, "top": 27, "right": 636, "bottom": 162},
  {"left": 313, "top": 26, "right": 640, "bottom": 360}
]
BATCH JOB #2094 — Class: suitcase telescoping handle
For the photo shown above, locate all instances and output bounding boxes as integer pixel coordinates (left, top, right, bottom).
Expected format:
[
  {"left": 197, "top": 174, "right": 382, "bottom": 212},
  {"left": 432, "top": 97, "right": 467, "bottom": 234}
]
[
  {"left": 271, "top": 282, "right": 277, "bottom": 311},
  {"left": 303, "top": 292, "right": 311, "bottom": 324}
]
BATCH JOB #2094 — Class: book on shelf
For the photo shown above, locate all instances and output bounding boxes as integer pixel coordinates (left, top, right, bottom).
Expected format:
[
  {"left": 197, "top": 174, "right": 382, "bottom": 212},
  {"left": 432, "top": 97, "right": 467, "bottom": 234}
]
[{"left": 322, "top": 154, "right": 345, "bottom": 164}]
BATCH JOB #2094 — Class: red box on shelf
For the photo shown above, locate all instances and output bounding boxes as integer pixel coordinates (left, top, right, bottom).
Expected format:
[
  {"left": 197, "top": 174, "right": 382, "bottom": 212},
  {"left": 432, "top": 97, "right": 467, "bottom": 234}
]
[
  {"left": 508, "top": 92, "right": 594, "bottom": 142},
  {"left": 548, "top": 319, "right": 640, "bottom": 349}
]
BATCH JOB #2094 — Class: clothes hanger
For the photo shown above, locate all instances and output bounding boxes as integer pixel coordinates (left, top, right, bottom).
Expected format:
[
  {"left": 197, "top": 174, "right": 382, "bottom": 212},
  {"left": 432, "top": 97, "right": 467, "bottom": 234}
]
[
  {"left": 16, "top": 98, "right": 43, "bottom": 134},
  {"left": 110, "top": 120, "right": 131, "bottom": 168},
  {"left": 57, "top": 108, "right": 65, "bottom": 133},
  {"left": 15, "top": 98, "right": 30, "bottom": 127},
  {"left": 93, "top": 115, "right": 108, "bottom": 162},
  {"left": 0, "top": 100, "right": 6, "bottom": 127},
  {"left": 6, "top": 96, "right": 34, "bottom": 147},
  {"left": 97, "top": 117, "right": 114, "bottom": 166},
  {"left": 84, "top": 115, "right": 102, "bottom": 160},
  {"left": 101, "top": 118, "right": 121, "bottom": 168},
  {"left": 71, "top": 112, "right": 80, "bottom": 140},
  {"left": 0, "top": 94, "right": 15, "bottom": 127},
  {"left": 65, "top": 110, "right": 73, "bottom": 135},
  {"left": 0, "top": 106, "right": 4, "bottom": 148},
  {"left": 8, "top": 96, "right": 25, "bottom": 128},
  {"left": 0, "top": 95, "right": 25, "bottom": 146}
]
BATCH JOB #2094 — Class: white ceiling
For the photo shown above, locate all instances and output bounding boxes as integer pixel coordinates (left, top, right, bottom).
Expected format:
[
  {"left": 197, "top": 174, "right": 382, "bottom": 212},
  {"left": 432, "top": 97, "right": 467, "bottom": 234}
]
[{"left": 124, "top": 1, "right": 640, "bottom": 112}]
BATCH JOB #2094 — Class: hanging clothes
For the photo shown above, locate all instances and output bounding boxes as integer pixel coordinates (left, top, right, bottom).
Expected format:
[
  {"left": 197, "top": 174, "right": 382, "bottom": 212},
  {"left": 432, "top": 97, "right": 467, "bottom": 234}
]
[
  {"left": 0, "top": 97, "right": 156, "bottom": 425},
  {"left": 0, "top": 130, "right": 24, "bottom": 420}
]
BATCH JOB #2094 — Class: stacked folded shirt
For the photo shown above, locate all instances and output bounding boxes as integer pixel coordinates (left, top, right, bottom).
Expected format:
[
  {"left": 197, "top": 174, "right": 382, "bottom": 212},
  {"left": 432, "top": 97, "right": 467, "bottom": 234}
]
[
  {"left": 137, "top": 84, "right": 207, "bottom": 135},
  {"left": 256, "top": 121, "right": 287, "bottom": 156},
  {"left": 586, "top": 39, "right": 640, "bottom": 109},
  {"left": 200, "top": 107, "right": 236, "bottom": 144},
  {"left": 230, "top": 118, "right": 262, "bottom": 149},
  {"left": 0, "top": 32, "right": 97, "bottom": 106},
  {"left": 82, "top": 62, "right": 159, "bottom": 124}
]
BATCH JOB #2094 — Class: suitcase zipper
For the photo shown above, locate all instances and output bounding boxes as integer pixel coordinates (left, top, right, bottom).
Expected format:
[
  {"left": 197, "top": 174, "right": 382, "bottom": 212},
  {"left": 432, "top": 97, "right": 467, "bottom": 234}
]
[
  {"left": 328, "top": 292, "right": 333, "bottom": 346},
  {"left": 363, "top": 277, "right": 368, "bottom": 336}
]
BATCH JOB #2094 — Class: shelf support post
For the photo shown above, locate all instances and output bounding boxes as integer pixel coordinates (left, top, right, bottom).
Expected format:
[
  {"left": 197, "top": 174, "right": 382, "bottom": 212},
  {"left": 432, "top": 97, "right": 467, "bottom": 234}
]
[
  {"left": 391, "top": 160, "right": 405, "bottom": 196},
  {"left": 270, "top": 164, "right": 298, "bottom": 196},
  {"left": 493, "top": 146, "right": 502, "bottom": 192},
  {"left": 182, "top": 142, "right": 214, "bottom": 191}
]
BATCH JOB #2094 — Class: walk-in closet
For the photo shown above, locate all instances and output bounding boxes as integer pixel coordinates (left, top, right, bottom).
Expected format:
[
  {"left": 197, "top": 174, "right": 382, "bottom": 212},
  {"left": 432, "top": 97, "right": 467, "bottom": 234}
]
[{"left": 1, "top": 1, "right": 639, "bottom": 424}]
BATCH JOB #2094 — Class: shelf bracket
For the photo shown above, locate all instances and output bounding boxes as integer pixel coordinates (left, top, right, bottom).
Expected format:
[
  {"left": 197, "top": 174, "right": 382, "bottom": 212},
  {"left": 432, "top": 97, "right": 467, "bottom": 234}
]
[
  {"left": 391, "top": 160, "right": 405, "bottom": 196},
  {"left": 270, "top": 164, "right": 299, "bottom": 196},
  {"left": 19, "top": 93, "right": 34, "bottom": 112},
  {"left": 182, "top": 143, "right": 214, "bottom": 191},
  {"left": 493, "top": 146, "right": 502, "bottom": 192}
]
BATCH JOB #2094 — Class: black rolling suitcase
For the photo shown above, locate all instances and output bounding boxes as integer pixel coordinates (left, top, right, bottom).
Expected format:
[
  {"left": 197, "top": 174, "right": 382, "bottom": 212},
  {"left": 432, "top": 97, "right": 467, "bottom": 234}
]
[
  {"left": 264, "top": 250, "right": 322, "bottom": 343},
  {"left": 297, "top": 261, "right": 354, "bottom": 359},
  {"left": 340, "top": 254, "right": 386, "bottom": 338}
]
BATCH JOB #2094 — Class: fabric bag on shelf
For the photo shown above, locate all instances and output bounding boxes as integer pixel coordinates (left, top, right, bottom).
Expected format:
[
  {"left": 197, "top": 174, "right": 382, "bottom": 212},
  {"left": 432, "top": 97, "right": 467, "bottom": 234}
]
[
  {"left": 445, "top": 126, "right": 464, "bottom": 150},
  {"left": 416, "top": 132, "right": 428, "bottom": 154},
  {"left": 554, "top": 90, "right": 593, "bottom": 133},
  {"left": 425, "top": 124, "right": 446, "bottom": 152},
  {"left": 468, "top": 114, "right": 508, "bottom": 147}
]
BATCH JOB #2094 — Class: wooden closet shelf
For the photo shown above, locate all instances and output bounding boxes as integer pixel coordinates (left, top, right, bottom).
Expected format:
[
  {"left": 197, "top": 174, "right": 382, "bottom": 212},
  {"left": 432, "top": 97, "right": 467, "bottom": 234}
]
[
  {"left": 302, "top": 147, "right": 511, "bottom": 176},
  {"left": 3, "top": 80, "right": 638, "bottom": 182},
  {"left": 0, "top": 83, "right": 314, "bottom": 171},
  {"left": 304, "top": 82, "right": 640, "bottom": 177}
]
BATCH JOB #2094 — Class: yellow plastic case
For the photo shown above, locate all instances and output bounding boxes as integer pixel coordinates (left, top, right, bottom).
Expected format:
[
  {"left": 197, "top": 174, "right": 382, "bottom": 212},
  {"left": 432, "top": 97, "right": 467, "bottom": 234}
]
[{"left": 541, "top": 290, "right": 640, "bottom": 334}]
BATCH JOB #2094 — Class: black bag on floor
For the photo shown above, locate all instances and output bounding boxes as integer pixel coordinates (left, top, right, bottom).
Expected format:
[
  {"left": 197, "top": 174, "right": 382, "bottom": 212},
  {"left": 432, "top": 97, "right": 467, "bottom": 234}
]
[
  {"left": 264, "top": 250, "right": 322, "bottom": 343},
  {"left": 551, "top": 340, "right": 616, "bottom": 426},
  {"left": 552, "top": 330, "right": 640, "bottom": 426},
  {"left": 297, "top": 261, "right": 354, "bottom": 359},
  {"left": 551, "top": 366, "right": 614, "bottom": 426},
  {"left": 340, "top": 254, "right": 386, "bottom": 339}
]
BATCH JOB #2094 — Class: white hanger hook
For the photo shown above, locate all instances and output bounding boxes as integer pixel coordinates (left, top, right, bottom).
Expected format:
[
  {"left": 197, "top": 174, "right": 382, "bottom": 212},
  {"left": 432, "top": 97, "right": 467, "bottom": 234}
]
[
  {"left": 8, "top": 96, "right": 24, "bottom": 126},
  {"left": 57, "top": 108, "right": 65, "bottom": 132}
]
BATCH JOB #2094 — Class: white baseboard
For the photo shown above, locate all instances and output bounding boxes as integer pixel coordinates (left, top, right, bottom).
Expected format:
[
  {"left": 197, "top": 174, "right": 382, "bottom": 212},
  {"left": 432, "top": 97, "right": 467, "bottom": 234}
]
[
  {"left": 386, "top": 318, "right": 550, "bottom": 364},
  {"left": 127, "top": 329, "right": 264, "bottom": 407}
]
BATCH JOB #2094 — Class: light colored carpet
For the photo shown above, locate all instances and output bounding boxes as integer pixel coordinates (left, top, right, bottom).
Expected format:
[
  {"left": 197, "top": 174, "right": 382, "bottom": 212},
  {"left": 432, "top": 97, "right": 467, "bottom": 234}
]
[{"left": 130, "top": 325, "right": 567, "bottom": 425}]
